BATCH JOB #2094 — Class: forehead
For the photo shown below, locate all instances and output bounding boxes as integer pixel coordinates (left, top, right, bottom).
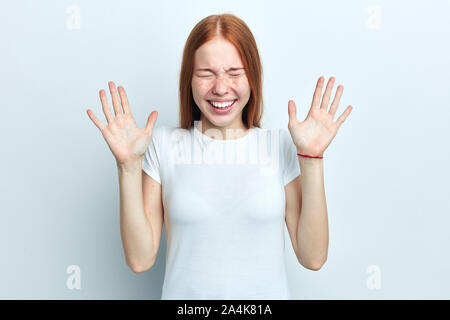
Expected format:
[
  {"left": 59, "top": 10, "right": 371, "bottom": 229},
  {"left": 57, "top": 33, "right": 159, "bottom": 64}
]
[{"left": 194, "top": 37, "right": 243, "bottom": 69}]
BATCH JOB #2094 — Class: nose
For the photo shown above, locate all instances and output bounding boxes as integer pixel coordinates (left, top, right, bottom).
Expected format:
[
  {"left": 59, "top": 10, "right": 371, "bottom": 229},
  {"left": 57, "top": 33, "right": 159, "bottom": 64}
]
[{"left": 212, "top": 75, "right": 230, "bottom": 95}]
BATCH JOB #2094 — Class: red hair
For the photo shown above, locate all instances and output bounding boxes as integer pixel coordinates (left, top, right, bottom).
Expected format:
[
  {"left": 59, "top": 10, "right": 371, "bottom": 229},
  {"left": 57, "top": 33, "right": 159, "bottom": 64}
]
[{"left": 178, "top": 13, "right": 264, "bottom": 129}]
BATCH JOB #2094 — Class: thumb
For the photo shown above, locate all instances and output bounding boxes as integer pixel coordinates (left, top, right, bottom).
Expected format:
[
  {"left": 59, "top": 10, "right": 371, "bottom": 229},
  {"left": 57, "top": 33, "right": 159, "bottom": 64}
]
[
  {"left": 145, "top": 111, "right": 158, "bottom": 135},
  {"left": 288, "top": 100, "right": 297, "bottom": 125}
]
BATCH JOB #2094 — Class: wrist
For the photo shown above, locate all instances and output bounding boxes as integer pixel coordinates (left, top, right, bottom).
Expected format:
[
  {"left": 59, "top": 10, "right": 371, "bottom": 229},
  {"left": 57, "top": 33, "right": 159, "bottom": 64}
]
[
  {"left": 117, "top": 157, "right": 143, "bottom": 173},
  {"left": 296, "top": 147, "right": 324, "bottom": 159},
  {"left": 297, "top": 154, "right": 324, "bottom": 171}
]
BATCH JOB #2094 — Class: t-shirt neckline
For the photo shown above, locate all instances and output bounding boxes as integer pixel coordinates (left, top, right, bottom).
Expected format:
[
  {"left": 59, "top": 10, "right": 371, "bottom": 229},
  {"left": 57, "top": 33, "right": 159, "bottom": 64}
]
[{"left": 193, "top": 123, "right": 255, "bottom": 143}]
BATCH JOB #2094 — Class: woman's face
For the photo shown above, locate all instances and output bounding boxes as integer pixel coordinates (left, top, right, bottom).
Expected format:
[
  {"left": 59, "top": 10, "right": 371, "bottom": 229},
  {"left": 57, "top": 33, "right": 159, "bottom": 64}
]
[{"left": 191, "top": 37, "right": 251, "bottom": 130}]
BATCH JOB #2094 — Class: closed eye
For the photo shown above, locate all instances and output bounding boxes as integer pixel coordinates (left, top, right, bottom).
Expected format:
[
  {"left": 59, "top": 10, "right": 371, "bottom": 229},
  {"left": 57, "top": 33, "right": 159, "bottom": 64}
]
[
  {"left": 197, "top": 73, "right": 243, "bottom": 78},
  {"left": 197, "top": 74, "right": 242, "bottom": 78}
]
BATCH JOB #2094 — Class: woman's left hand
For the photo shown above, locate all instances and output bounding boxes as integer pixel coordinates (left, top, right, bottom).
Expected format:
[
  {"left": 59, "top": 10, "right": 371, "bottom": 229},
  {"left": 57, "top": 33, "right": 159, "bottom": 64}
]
[{"left": 288, "top": 76, "right": 353, "bottom": 157}]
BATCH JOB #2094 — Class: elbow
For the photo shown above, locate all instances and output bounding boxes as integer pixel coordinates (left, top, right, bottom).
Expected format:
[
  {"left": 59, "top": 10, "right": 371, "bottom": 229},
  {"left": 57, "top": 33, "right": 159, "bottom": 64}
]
[
  {"left": 301, "top": 256, "right": 327, "bottom": 271},
  {"left": 307, "top": 261, "right": 325, "bottom": 271},
  {"left": 128, "top": 258, "right": 155, "bottom": 274},
  {"left": 130, "top": 264, "right": 150, "bottom": 274}
]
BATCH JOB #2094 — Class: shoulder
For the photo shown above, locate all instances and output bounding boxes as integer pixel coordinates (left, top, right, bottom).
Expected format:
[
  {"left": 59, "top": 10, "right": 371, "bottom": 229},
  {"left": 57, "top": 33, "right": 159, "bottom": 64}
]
[
  {"left": 276, "top": 127, "right": 297, "bottom": 162},
  {"left": 278, "top": 127, "right": 295, "bottom": 149},
  {"left": 162, "top": 125, "right": 192, "bottom": 140},
  {"left": 261, "top": 127, "right": 291, "bottom": 147},
  {"left": 151, "top": 125, "right": 165, "bottom": 138},
  {"left": 151, "top": 125, "right": 178, "bottom": 139},
  {"left": 148, "top": 126, "right": 170, "bottom": 151},
  {"left": 278, "top": 127, "right": 291, "bottom": 140},
  {"left": 253, "top": 126, "right": 290, "bottom": 149},
  {"left": 152, "top": 125, "right": 192, "bottom": 145}
]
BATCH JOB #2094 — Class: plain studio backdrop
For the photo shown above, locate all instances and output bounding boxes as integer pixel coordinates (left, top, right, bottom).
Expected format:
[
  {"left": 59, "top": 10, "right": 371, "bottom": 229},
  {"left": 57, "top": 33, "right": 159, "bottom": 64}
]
[{"left": 1, "top": 0, "right": 449, "bottom": 299}]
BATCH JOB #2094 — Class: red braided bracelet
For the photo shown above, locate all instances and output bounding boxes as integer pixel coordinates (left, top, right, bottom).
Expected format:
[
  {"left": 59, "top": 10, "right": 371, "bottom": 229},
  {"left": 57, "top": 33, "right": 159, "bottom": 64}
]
[{"left": 297, "top": 153, "right": 323, "bottom": 159}]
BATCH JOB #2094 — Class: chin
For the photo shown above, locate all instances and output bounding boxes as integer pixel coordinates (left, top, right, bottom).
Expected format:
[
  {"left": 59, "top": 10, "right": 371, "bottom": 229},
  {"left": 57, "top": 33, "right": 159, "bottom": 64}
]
[{"left": 207, "top": 111, "right": 241, "bottom": 126}]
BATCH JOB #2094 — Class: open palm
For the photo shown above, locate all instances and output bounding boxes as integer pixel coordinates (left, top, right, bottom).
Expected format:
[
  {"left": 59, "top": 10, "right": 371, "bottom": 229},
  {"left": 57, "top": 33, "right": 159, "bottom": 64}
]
[
  {"left": 86, "top": 81, "right": 158, "bottom": 165},
  {"left": 288, "top": 76, "right": 353, "bottom": 157}
]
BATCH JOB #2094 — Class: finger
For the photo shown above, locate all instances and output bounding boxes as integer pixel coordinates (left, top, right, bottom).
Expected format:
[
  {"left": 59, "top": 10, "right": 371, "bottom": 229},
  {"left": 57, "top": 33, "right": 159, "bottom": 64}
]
[
  {"left": 329, "top": 85, "right": 344, "bottom": 119},
  {"left": 145, "top": 111, "right": 158, "bottom": 135},
  {"left": 99, "top": 89, "right": 114, "bottom": 124},
  {"left": 320, "top": 76, "right": 335, "bottom": 110},
  {"left": 86, "top": 109, "right": 106, "bottom": 131},
  {"left": 311, "top": 76, "right": 325, "bottom": 109},
  {"left": 108, "top": 81, "right": 124, "bottom": 116},
  {"left": 336, "top": 105, "right": 352, "bottom": 128},
  {"left": 118, "top": 86, "right": 132, "bottom": 116},
  {"left": 288, "top": 100, "right": 297, "bottom": 125}
]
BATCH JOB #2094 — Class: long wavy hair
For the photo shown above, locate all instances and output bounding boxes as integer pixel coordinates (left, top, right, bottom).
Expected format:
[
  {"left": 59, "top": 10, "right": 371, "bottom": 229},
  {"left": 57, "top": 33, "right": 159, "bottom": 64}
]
[{"left": 178, "top": 13, "right": 264, "bottom": 130}]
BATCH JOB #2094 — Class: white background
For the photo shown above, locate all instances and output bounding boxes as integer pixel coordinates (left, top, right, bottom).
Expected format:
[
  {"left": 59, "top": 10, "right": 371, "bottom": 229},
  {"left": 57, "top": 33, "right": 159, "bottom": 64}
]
[{"left": 1, "top": 0, "right": 449, "bottom": 299}]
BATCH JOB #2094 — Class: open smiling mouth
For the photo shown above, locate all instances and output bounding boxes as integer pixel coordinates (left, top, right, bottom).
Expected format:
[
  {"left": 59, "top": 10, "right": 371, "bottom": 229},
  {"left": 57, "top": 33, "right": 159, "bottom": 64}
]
[{"left": 207, "top": 99, "right": 237, "bottom": 114}]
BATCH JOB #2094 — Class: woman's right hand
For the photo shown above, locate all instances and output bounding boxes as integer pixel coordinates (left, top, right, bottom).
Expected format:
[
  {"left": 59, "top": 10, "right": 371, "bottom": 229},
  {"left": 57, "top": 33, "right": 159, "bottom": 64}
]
[{"left": 86, "top": 81, "right": 158, "bottom": 167}]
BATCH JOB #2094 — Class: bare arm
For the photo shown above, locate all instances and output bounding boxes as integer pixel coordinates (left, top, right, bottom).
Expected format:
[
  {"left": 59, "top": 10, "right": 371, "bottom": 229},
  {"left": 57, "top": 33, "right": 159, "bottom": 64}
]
[
  {"left": 284, "top": 156, "right": 328, "bottom": 271},
  {"left": 86, "top": 81, "right": 160, "bottom": 273},
  {"left": 286, "top": 76, "right": 351, "bottom": 270},
  {"left": 118, "top": 160, "right": 155, "bottom": 273},
  {"left": 295, "top": 155, "right": 328, "bottom": 270}
]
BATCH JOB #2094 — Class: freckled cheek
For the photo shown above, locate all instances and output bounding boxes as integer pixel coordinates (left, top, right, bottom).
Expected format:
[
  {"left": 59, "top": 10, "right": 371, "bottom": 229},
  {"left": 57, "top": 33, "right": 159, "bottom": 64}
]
[
  {"left": 193, "top": 80, "right": 212, "bottom": 95},
  {"left": 198, "top": 82, "right": 211, "bottom": 93},
  {"left": 233, "top": 78, "right": 250, "bottom": 96}
]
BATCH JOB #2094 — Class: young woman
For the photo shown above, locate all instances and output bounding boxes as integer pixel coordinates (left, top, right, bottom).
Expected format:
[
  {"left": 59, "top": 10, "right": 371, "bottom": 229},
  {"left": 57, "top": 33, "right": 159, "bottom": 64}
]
[{"left": 86, "top": 13, "right": 352, "bottom": 300}]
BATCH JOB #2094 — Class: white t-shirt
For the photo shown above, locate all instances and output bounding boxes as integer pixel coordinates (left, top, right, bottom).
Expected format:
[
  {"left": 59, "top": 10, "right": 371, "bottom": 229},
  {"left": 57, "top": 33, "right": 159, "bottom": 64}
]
[{"left": 142, "top": 121, "right": 301, "bottom": 300}]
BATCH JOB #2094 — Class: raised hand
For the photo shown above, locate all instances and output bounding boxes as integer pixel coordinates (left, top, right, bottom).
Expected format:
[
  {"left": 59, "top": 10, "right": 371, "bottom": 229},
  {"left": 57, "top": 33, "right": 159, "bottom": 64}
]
[
  {"left": 86, "top": 81, "right": 158, "bottom": 166},
  {"left": 287, "top": 76, "right": 353, "bottom": 157}
]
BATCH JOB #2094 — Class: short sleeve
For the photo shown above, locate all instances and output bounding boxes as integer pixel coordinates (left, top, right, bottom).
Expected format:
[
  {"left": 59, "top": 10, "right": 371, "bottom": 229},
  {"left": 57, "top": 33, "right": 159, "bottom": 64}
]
[
  {"left": 142, "top": 126, "right": 163, "bottom": 184},
  {"left": 281, "top": 128, "right": 301, "bottom": 186}
]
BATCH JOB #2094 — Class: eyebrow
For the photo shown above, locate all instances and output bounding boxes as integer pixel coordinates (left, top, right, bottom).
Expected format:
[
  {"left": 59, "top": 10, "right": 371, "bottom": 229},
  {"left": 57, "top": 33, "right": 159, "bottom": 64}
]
[{"left": 195, "top": 67, "right": 245, "bottom": 72}]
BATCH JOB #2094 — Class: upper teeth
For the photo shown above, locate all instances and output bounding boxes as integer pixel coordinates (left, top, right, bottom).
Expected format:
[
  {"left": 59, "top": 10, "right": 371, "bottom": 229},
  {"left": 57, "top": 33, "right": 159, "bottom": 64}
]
[{"left": 210, "top": 100, "right": 235, "bottom": 108}]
